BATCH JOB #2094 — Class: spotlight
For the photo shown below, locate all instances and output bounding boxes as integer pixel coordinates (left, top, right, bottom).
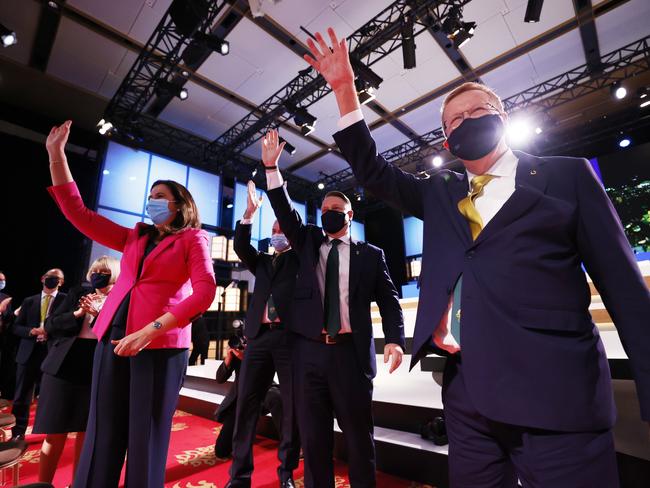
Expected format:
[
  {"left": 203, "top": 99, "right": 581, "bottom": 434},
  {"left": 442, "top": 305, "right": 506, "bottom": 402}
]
[
  {"left": 506, "top": 118, "right": 532, "bottom": 146},
  {"left": 401, "top": 17, "right": 416, "bottom": 70},
  {"left": 637, "top": 87, "right": 648, "bottom": 99},
  {"left": 355, "top": 79, "right": 376, "bottom": 105},
  {"left": 432, "top": 155, "right": 443, "bottom": 167},
  {"left": 156, "top": 80, "right": 189, "bottom": 101},
  {"left": 317, "top": 182, "right": 325, "bottom": 190},
  {"left": 288, "top": 105, "right": 317, "bottom": 135},
  {"left": 0, "top": 24, "right": 17, "bottom": 47},
  {"left": 350, "top": 58, "right": 383, "bottom": 90},
  {"left": 524, "top": 0, "right": 544, "bottom": 23},
  {"left": 618, "top": 137, "right": 631, "bottom": 148},
  {"left": 442, "top": 6, "right": 476, "bottom": 49},
  {"left": 47, "top": 1, "right": 59, "bottom": 9},
  {"left": 354, "top": 186, "right": 364, "bottom": 202},
  {"left": 535, "top": 126, "right": 543, "bottom": 135},
  {"left": 226, "top": 203, "right": 233, "bottom": 209},
  {"left": 279, "top": 137, "right": 296, "bottom": 156},
  {"left": 194, "top": 31, "right": 229, "bottom": 55},
  {"left": 96, "top": 118, "right": 114, "bottom": 136},
  {"left": 641, "top": 100, "right": 650, "bottom": 108},
  {"left": 611, "top": 83, "right": 627, "bottom": 100}
]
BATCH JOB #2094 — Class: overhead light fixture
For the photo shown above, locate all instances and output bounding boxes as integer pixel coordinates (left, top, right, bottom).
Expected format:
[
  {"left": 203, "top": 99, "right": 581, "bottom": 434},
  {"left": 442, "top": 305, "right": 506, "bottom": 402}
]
[
  {"left": 432, "top": 155, "right": 443, "bottom": 167},
  {"left": 535, "top": 126, "right": 543, "bottom": 134},
  {"left": 640, "top": 100, "right": 650, "bottom": 108},
  {"left": 637, "top": 87, "right": 648, "bottom": 99},
  {"left": 611, "top": 83, "right": 627, "bottom": 100},
  {"left": 226, "top": 203, "right": 233, "bottom": 209},
  {"left": 279, "top": 137, "right": 296, "bottom": 155},
  {"left": 354, "top": 186, "right": 364, "bottom": 202},
  {"left": 442, "top": 6, "right": 476, "bottom": 49},
  {"left": 618, "top": 137, "right": 631, "bottom": 148},
  {"left": 96, "top": 118, "right": 114, "bottom": 136},
  {"left": 156, "top": 80, "right": 189, "bottom": 101},
  {"left": 506, "top": 117, "right": 532, "bottom": 146},
  {"left": 286, "top": 104, "right": 317, "bottom": 135},
  {"left": 401, "top": 16, "right": 416, "bottom": 69},
  {"left": 350, "top": 57, "right": 383, "bottom": 90},
  {"left": 194, "top": 31, "right": 229, "bottom": 55},
  {"left": 0, "top": 24, "right": 17, "bottom": 47},
  {"left": 524, "top": 0, "right": 544, "bottom": 23},
  {"left": 170, "top": 0, "right": 210, "bottom": 37},
  {"left": 355, "top": 79, "right": 376, "bottom": 105},
  {"left": 317, "top": 182, "right": 325, "bottom": 190}
]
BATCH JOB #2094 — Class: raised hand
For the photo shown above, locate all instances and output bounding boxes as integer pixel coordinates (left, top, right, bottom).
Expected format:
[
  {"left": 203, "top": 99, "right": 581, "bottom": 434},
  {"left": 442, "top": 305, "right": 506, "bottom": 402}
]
[
  {"left": 304, "top": 28, "right": 355, "bottom": 92},
  {"left": 46, "top": 120, "right": 72, "bottom": 160},
  {"left": 261, "top": 129, "right": 285, "bottom": 168},
  {"left": 244, "top": 180, "right": 263, "bottom": 219}
]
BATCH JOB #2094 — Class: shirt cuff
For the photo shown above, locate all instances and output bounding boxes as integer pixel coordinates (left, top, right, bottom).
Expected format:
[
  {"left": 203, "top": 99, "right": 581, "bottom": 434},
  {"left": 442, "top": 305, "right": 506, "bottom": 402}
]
[
  {"left": 337, "top": 109, "right": 364, "bottom": 131},
  {"left": 240, "top": 218, "right": 253, "bottom": 225},
  {"left": 266, "top": 170, "right": 284, "bottom": 190}
]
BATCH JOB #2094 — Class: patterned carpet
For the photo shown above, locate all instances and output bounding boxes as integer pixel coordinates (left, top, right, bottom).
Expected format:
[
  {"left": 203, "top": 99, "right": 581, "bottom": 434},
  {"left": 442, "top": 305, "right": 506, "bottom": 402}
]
[{"left": 10, "top": 405, "right": 434, "bottom": 487}]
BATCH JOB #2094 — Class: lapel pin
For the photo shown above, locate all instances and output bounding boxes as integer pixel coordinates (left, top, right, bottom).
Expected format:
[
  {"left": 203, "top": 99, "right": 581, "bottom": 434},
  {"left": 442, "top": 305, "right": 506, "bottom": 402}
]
[{"left": 530, "top": 169, "right": 537, "bottom": 175}]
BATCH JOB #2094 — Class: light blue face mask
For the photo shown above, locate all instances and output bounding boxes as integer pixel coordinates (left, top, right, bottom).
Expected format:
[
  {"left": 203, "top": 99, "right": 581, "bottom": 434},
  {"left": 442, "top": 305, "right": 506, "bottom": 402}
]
[
  {"left": 0, "top": 280, "right": 5, "bottom": 291},
  {"left": 270, "top": 233, "right": 290, "bottom": 252},
  {"left": 146, "top": 198, "right": 174, "bottom": 225}
]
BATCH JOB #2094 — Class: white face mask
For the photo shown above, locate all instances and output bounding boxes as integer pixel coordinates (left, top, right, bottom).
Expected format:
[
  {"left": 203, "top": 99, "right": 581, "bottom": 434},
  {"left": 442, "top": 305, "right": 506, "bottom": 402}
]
[{"left": 270, "top": 234, "right": 290, "bottom": 252}]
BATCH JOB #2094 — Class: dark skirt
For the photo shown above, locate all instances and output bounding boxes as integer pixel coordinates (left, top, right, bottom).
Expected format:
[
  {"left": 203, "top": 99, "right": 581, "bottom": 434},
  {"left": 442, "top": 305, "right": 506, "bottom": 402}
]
[{"left": 33, "top": 338, "right": 97, "bottom": 434}]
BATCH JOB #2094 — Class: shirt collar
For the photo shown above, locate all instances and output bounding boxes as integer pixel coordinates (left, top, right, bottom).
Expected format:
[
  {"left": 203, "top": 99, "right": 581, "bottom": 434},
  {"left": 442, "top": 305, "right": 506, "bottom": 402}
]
[
  {"left": 42, "top": 290, "right": 58, "bottom": 299},
  {"left": 327, "top": 233, "right": 351, "bottom": 246},
  {"left": 466, "top": 148, "right": 518, "bottom": 182}
]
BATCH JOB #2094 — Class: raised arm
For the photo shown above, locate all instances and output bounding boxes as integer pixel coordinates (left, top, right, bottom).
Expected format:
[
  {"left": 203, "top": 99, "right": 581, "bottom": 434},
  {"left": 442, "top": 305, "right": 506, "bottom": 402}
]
[
  {"left": 304, "top": 28, "right": 425, "bottom": 219},
  {"left": 46, "top": 121, "right": 131, "bottom": 251},
  {"left": 233, "top": 181, "right": 264, "bottom": 274}
]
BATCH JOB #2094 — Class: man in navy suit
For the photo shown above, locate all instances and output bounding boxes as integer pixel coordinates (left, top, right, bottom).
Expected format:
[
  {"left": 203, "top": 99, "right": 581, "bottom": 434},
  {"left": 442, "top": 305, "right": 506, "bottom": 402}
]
[
  {"left": 12, "top": 268, "right": 67, "bottom": 439},
  {"left": 302, "top": 28, "right": 650, "bottom": 487}
]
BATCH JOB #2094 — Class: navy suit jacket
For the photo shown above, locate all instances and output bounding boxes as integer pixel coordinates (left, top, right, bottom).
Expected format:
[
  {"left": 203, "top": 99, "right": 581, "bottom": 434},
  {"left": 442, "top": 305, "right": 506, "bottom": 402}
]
[
  {"left": 333, "top": 120, "right": 650, "bottom": 431},
  {"left": 233, "top": 221, "right": 299, "bottom": 338},
  {"left": 267, "top": 185, "right": 405, "bottom": 380},
  {"left": 14, "top": 292, "right": 67, "bottom": 365}
]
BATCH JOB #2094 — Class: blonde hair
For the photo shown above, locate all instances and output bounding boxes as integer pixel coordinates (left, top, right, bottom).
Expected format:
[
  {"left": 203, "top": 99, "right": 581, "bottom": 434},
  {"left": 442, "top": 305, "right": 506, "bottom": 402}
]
[
  {"left": 441, "top": 82, "right": 505, "bottom": 116},
  {"left": 86, "top": 255, "right": 121, "bottom": 285}
]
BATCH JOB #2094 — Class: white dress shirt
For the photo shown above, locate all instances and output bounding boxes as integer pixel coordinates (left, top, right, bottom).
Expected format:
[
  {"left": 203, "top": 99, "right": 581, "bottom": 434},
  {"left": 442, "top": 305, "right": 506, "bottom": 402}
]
[
  {"left": 266, "top": 172, "right": 352, "bottom": 334},
  {"left": 337, "top": 110, "right": 519, "bottom": 352}
]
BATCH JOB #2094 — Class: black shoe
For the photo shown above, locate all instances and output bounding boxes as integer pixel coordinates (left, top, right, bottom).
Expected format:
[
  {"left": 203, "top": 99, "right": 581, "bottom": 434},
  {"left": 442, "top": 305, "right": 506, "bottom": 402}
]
[
  {"left": 280, "top": 478, "right": 295, "bottom": 488},
  {"left": 9, "top": 434, "right": 24, "bottom": 442}
]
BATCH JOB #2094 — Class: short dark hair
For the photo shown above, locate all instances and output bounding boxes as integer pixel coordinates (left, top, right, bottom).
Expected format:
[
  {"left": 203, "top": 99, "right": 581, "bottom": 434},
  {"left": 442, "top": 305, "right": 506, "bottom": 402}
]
[{"left": 324, "top": 191, "right": 351, "bottom": 207}]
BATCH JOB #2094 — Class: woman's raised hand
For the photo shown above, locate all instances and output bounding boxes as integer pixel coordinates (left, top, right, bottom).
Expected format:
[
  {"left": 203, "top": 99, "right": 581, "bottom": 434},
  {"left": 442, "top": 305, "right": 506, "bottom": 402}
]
[{"left": 46, "top": 120, "right": 72, "bottom": 160}]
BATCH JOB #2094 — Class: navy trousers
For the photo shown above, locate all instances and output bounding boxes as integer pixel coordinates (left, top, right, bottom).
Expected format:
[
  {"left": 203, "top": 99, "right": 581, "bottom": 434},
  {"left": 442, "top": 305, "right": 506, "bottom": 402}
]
[
  {"left": 229, "top": 326, "right": 300, "bottom": 486},
  {"left": 293, "top": 334, "right": 375, "bottom": 488},
  {"left": 11, "top": 342, "right": 47, "bottom": 437},
  {"left": 443, "top": 355, "right": 619, "bottom": 488},
  {"left": 72, "top": 326, "right": 188, "bottom": 488}
]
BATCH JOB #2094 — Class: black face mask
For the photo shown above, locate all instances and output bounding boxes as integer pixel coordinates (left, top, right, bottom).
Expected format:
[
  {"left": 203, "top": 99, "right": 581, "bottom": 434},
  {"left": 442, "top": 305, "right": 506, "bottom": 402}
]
[
  {"left": 321, "top": 210, "right": 348, "bottom": 235},
  {"left": 43, "top": 276, "right": 60, "bottom": 289},
  {"left": 447, "top": 114, "right": 505, "bottom": 161},
  {"left": 90, "top": 273, "right": 111, "bottom": 290}
]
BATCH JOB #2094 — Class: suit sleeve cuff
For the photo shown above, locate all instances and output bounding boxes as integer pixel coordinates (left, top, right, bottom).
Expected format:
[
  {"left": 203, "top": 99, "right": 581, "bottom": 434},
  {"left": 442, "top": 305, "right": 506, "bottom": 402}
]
[
  {"left": 266, "top": 170, "right": 284, "bottom": 190},
  {"left": 337, "top": 109, "right": 364, "bottom": 131}
]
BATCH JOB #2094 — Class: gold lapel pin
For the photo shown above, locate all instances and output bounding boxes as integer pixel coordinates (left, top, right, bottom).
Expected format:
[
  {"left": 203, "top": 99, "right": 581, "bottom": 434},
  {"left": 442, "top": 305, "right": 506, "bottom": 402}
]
[{"left": 530, "top": 169, "right": 537, "bottom": 175}]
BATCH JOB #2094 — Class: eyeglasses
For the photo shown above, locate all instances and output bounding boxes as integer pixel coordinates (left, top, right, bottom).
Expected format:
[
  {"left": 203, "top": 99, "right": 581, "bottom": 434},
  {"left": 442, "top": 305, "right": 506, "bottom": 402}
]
[{"left": 443, "top": 102, "right": 500, "bottom": 133}]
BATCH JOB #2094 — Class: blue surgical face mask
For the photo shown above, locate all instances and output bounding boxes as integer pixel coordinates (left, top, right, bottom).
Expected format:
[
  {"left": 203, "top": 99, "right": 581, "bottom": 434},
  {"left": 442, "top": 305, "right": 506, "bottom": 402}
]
[
  {"left": 270, "top": 233, "right": 290, "bottom": 252},
  {"left": 146, "top": 198, "right": 174, "bottom": 225},
  {"left": 0, "top": 280, "right": 5, "bottom": 291}
]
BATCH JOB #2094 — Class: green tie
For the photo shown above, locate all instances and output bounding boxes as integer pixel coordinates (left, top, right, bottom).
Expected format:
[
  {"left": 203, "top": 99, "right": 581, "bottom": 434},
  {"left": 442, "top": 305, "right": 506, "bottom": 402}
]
[
  {"left": 41, "top": 294, "right": 52, "bottom": 323},
  {"left": 450, "top": 175, "right": 496, "bottom": 343},
  {"left": 324, "top": 239, "right": 342, "bottom": 337}
]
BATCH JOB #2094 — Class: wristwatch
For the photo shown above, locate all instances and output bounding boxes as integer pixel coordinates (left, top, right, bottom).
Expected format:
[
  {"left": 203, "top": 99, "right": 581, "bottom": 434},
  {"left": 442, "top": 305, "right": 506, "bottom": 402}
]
[{"left": 152, "top": 321, "right": 163, "bottom": 330}]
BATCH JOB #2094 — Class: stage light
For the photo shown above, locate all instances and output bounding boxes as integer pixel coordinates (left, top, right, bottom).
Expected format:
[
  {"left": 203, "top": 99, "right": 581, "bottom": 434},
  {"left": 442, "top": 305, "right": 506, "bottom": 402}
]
[
  {"left": 641, "top": 100, "right": 650, "bottom": 108},
  {"left": 535, "top": 126, "right": 543, "bottom": 135},
  {"left": 97, "top": 118, "right": 114, "bottom": 135},
  {"left": 179, "top": 87, "right": 189, "bottom": 100},
  {"left": 156, "top": 80, "right": 188, "bottom": 101},
  {"left": 401, "top": 17, "right": 416, "bottom": 69},
  {"left": 524, "top": 0, "right": 544, "bottom": 23},
  {"left": 170, "top": 0, "right": 209, "bottom": 37},
  {"left": 611, "top": 83, "right": 627, "bottom": 100},
  {"left": 317, "top": 182, "right": 325, "bottom": 190},
  {"left": 350, "top": 58, "right": 383, "bottom": 90},
  {"left": 291, "top": 106, "right": 317, "bottom": 136},
  {"left": 0, "top": 24, "right": 17, "bottom": 47},
  {"left": 279, "top": 137, "right": 296, "bottom": 155},
  {"left": 432, "top": 155, "right": 443, "bottom": 167},
  {"left": 507, "top": 118, "right": 532, "bottom": 145},
  {"left": 355, "top": 79, "right": 376, "bottom": 105},
  {"left": 618, "top": 137, "right": 631, "bottom": 148},
  {"left": 442, "top": 6, "right": 476, "bottom": 49},
  {"left": 451, "top": 22, "right": 476, "bottom": 49},
  {"left": 226, "top": 203, "right": 233, "bottom": 209},
  {"left": 103, "top": 170, "right": 110, "bottom": 175},
  {"left": 194, "top": 32, "right": 229, "bottom": 55}
]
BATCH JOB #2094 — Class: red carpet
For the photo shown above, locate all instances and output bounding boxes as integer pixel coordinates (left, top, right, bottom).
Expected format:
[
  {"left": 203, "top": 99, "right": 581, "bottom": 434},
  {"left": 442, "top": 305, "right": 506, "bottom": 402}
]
[{"left": 9, "top": 404, "right": 434, "bottom": 487}]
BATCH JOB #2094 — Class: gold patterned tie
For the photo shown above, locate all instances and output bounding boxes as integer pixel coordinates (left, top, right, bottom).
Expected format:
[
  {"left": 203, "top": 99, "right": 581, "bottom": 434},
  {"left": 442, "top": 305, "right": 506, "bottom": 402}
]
[
  {"left": 457, "top": 174, "right": 496, "bottom": 240},
  {"left": 41, "top": 294, "right": 52, "bottom": 323}
]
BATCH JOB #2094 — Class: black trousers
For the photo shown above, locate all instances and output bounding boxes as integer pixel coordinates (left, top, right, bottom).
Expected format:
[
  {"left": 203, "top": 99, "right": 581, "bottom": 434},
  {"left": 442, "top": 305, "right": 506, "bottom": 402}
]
[
  {"left": 72, "top": 326, "right": 188, "bottom": 488},
  {"left": 11, "top": 342, "right": 47, "bottom": 437},
  {"left": 0, "top": 333, "right": 17, "bottom": 399},
  {"left": 293, "top": 334, "right": 375, "bottom": 488},
  {"left": 215, "top": 408, "right": 236, "bottom": 459},
  {"left": 228, "top": 326, "right": 300, "bottom": 486},
  {"left": 443, "top": 355, "right": 619, "bottom": 488}
]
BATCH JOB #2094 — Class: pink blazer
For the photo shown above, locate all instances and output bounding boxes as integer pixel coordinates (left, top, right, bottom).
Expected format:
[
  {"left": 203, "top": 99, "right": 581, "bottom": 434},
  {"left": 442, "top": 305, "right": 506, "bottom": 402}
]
[{"left": 48, "top": 181, "right": 217, "bottom": 349}]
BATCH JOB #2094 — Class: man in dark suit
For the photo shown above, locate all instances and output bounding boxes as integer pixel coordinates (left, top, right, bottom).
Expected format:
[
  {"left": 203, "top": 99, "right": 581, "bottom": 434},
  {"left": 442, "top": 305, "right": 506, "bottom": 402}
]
[
  {"left": 225, "top": 181, "right": 301, "bottom": 488},
  {"left": 303, "top": 28, "right": 650, "bottom": 487},
  {"left": 11, "top": 268, "right": 66, "bottom": 439},
  {"left": 262, "top": 130, "right": 406, "bottom": 488},
  {"left": 0, "top": 270, "right": 17, "bottom": 399}
]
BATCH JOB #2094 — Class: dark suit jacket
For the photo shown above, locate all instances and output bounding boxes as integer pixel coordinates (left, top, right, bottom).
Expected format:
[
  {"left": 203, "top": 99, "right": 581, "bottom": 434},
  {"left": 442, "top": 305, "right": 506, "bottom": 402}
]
[
  {"left": 215, "top": 357, "right": 240, "bottom": 422},
  {"left": 14, "top": 292, "right": 67, "bottom": 365},
  {"left": 234, "top": 221, "right": 299, "bottom": 338},
  {"left": 267, "top": 186, "right": 405, "bottom": 380},
  {"left": 0, "top": 292, "right": 13, "bottom": 334},
  {"left": 333, "top": 119, "right": 650, "bottom": 431},
  {"left": 41, "top": 285, "right": 94, "bottom": 376}
]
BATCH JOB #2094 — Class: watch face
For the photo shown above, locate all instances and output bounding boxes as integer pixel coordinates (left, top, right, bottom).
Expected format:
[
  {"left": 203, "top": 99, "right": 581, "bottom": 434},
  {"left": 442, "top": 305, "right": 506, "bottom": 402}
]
[{"left": 153, "top": 321, "right": 162, "bottom": 329}]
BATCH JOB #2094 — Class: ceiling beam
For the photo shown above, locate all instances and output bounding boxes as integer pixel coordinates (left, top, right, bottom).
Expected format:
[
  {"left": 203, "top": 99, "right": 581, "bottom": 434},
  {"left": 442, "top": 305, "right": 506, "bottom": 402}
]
[
  {"left": 30, "top": 0, "right": 66, "bottom": 71},
  {"left": 573, "top": 0, "right": 604, "bottom": 74}
]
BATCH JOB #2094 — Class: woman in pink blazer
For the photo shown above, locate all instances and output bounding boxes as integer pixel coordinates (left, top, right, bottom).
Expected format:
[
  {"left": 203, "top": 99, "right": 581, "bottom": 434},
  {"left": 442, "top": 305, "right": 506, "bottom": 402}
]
[{"left": 45, "top": 120, "right": 217, "bottom": 488}]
